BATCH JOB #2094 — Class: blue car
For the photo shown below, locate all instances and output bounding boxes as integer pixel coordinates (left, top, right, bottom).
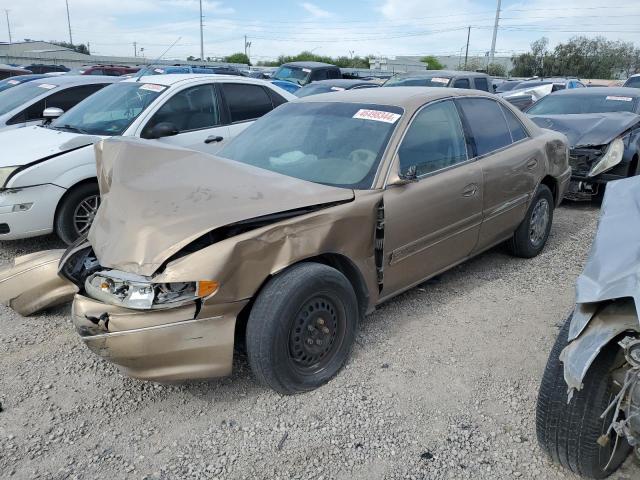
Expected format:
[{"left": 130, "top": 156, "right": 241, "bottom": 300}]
[
  {"left": 137, "top": 65, "right": 246, "bottom": 77},
  {"left": 0, "top": 74, "right": 49, "bottom": 93},
  {"left": 270, "top": 79, "right": 301, "bottom": 93}
]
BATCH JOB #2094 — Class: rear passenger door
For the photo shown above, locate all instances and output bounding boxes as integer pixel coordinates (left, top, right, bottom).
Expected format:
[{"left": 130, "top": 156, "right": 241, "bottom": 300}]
[
  {"left": 455, "top": 97, "right": 540, "bottom": 252},
  {"left": 141, "top": 83, "right": 229, "bottom": 154},
  {"left": 220, "top": 83, "right": 281, "bottom": 140}
]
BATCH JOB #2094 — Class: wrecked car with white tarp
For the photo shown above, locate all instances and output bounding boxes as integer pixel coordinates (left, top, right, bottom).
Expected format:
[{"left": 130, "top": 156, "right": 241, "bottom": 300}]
[{"left": 536, "top": 176, "right": 640, "bottom": 478}]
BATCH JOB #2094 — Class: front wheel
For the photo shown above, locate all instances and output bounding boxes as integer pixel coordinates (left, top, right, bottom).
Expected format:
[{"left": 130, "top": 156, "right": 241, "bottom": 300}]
[
  {"left": 54, "top": 183, "right": 100, "bottom": 245},
  {"left": 536, "top": 317, "right": 631, "bottom": 478},
  {"left": 509, "top": 184, "right": 554, "bottom": 258},
  {"left": 246, "top": 263, "right": 359, "bottom": 395}
]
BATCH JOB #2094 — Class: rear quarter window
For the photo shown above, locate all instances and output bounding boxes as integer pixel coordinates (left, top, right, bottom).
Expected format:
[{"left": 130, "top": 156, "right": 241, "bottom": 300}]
[{"left": 473, "top": 78, "right": 489, "bottom": 92}]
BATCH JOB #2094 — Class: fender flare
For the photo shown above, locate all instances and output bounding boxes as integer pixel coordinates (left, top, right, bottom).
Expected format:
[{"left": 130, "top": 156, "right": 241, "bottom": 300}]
[{"left": 561, "top": 300, "right": 639, "bottom": 391}]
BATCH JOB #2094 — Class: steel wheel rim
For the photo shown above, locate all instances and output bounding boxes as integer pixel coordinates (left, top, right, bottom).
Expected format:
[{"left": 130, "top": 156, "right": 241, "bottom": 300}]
[
  {"left": 288, "top": 294, "right": 345, "bottom": 375},
  {"left": 73, "top": 194, "right": 100, "bottom": 237},
  {"left": 529, "top": 198, "right": 549, "bottom": 246}
]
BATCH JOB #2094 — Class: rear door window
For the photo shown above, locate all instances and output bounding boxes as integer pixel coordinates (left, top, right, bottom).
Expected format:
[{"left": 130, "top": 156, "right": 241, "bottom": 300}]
[
  {"left": 311, "top": 69, "right": 329, "bottom": 81},
  {"left": 473, "top": 78, "right": 489, "bottom": 91},
  {"left": 397, "top": 100, "right": 468, "bottom": 176},
  {"left": 500, "top": 104, "right": 529, "bottom": 143},
  {"left": 221, "top": 83, "right": 273, "bottom": 123},
  {"left": 456, "top": 97, "right": 512, "bottom": 156},
  {"left": 453, "top": 78, "right": 470, "bottom": 89}
]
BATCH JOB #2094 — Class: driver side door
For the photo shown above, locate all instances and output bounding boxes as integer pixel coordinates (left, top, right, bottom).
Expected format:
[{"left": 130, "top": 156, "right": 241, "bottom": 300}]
[
  {"left": 141, "top": 83, "right": 229, "bottom": 154},
  {"left": 381, "top": 99, "right": 484, "bottom": 298}
]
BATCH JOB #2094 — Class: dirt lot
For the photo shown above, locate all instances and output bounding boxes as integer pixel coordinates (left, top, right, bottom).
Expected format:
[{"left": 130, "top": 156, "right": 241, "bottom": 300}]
[{"left": 1, "top": 203, "right": 638, "bottom": 480}]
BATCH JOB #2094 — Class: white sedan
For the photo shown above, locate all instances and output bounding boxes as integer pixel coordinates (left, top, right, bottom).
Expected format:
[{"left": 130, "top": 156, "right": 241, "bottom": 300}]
[{"left": 0, "top": 74, "right": 295, "bottom": 243}]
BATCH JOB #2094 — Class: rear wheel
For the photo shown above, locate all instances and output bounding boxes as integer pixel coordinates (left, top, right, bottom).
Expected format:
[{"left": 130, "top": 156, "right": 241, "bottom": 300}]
[
  {"left": 509, "top": 184, "right": 554, "bottom": 258},
  {"left": 536, "top": 316, "right": 631, "bottom": 478},
  {"left": 245, "top": 263, "right": 359, "bottom": 394},
  {"left": 54, "top": 183, "right": 100, "bottom": 245}
]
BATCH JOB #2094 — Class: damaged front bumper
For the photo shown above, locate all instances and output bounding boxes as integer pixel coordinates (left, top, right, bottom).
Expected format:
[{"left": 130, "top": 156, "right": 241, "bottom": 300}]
[{"left": 72, "top": 295, "right": 247, "bottom": 382}]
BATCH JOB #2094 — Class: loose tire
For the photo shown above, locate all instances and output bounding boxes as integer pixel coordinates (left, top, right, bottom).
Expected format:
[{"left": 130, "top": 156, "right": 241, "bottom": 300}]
[
  {"left": 54, "top": 183, "right": 100, "bottom": 245},
  {"left": 246, "top": 263, "right": 359, "bottom": 395},
  {"left": 536, "top": 316, "right": 631, "bottom": 479},
  {"left": 509, "top": 184, "right": 554, "bottom": 258}
]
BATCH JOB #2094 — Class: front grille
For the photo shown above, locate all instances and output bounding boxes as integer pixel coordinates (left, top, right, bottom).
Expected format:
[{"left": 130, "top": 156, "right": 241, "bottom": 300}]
[
  {"left": 0, "top": 223, "right": 9, "bottom": 234},
  {"left": 569, "top": 147, "right": 604, "bottom": 176}
]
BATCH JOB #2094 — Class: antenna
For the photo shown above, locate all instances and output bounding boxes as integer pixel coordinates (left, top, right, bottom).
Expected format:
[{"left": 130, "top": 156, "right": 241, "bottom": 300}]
[{"left": 135, "top": 37, "right": 182, "bottom": 82}]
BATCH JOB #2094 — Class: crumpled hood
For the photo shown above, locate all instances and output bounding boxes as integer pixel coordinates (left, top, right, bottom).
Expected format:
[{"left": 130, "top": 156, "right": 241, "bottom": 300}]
[
  {"left": 575, "top": 176, "right": 640, "bottom": 317},
  {"left": 90, "top": 137, "right": 355, "bottom": 276},
  {"left": 0, "top": 125, "right": 102, "bottom": 168},
  {"left": 529, "top": 112, "right": 640, "bottom": 148},
  {"left": 501, "top": 84, "right": 553, "bottom": 102}
]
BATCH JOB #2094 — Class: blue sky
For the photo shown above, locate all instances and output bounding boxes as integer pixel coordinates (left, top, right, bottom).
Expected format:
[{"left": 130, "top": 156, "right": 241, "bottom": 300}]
[{"left": 3, "top": 0, "right": 640, "bottom": 62}]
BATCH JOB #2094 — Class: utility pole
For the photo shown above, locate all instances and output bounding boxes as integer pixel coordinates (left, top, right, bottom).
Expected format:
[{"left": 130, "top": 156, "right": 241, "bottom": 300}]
[
  {"left": 464, "top": 26, "right": 471, "bottom": 69},
  {"left": 199, "top": 0, "right": 204, "bottom": 61},
  {"left": 244, "top": 35, "right": 247, "bottom": 56},
  {"left": 4, "top": 10, "right": 11, "bottom": 44},
  {"left": 133, "top": 42, "right": 137, "bottom": 57},
  {"left": 489, "top": 0, "right": 501, "bottom": 66},
  {"left": 65, "top": 0, "right": 73, "bottom": 45}
]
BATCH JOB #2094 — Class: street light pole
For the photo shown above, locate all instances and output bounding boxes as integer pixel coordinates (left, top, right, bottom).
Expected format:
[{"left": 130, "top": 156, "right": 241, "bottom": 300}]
[
  {"left": 65, "top": 0, "right": 73, "bottom": 45},
  {"left": 464, "top": 26, "right": 471, "bottom": 69},
  {"left": 4, "top": 10, "right": 11, "bottom": 44},
  {"left": 199, "top": 0, "right": 204, "bottom": 61},
  {"left": 489, "top": 0, "right": 501, "bottom": 66}
]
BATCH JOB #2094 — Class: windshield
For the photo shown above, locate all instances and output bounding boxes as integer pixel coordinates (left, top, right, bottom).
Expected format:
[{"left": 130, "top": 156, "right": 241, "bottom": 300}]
[
  {"left": 624, "top": 77, "right": 640, "bottom": 89},
  {"left": 385, "top": 76, "right": 451, "bottom": 87},
  {"left": 496, "top": 81, "right": 521, "bottom": 93},
  {"left": 0, "top": 82, "right": 57, "bottom": 115},
  {"left": 0, "top": 78, "right": 26, "bottom": 93},
  {"left": 273, "top": 66, "right": 311, "bottom": 86},
  {"left": 527, "top": 94, "right": 639, "bottom": 115},
  {"left": 219, "top": 102, "right": 403, "bottom": 189},
  {"left": 295, "top": 84, "right": 343, "bottom": 97},
  {"left": 51, "top": 82, "right": 166, "bottom": 136}
]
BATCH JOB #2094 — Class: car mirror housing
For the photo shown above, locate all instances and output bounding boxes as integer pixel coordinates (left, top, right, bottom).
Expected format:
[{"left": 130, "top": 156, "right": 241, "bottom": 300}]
[
  {"left": 150, "top": 122, "right": 179, "bottom": 139},
  {"left": 42, "top": 107, "right": 64, "bottom": 123},
  {"left": 388, "top": 164, "right": 418, "bottom": 186}
]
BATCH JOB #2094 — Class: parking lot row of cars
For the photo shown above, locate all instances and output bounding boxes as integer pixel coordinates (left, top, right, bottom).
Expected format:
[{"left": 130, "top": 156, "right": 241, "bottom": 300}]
[{"left": 0, "top": 63, "right": 639, "bottom": 479}]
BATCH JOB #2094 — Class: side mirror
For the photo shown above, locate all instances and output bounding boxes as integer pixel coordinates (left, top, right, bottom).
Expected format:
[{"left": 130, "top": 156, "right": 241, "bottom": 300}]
[
  {"left": 388, "top": 165, "right": 418, "bottom": 186},
  {"left": 42, "top": 107, "right": 64, "bottom": 124},
  {"left": 150, "top": 122, "right": 179, "bottom": 139}
]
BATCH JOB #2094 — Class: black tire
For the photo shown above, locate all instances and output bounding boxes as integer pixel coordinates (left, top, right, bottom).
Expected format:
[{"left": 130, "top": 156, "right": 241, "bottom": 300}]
[
  {"left": 54, "top": 183, "right": 100, "bottom": 245},
  {"left": 536, "top": 316, "right": 631, "bottom": 479},
  {"left": 246, "top": 262, "right": 359, "bottom": 395},
  {"left": 509, "top": 184, "right": 554, "bottom": 258}
]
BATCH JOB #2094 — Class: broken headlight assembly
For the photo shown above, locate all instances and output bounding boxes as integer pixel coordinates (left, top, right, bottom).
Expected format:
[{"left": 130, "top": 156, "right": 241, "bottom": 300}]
[
  {"left": 588, "top": 138, "right": 624, "bottom": 177},
  {"left": 85, "top": 270, "right": 219, "bottom": 310}
]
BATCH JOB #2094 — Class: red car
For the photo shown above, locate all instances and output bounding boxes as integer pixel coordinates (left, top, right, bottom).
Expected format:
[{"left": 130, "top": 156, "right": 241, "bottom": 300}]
[{"left": 80, "top": 65, "right": 140, "bottom": 76}]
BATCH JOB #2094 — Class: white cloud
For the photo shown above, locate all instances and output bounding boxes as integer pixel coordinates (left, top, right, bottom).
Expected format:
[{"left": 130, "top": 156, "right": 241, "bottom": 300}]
[{"left": 300, "top": 2, "right": 332, "bottom": 19}]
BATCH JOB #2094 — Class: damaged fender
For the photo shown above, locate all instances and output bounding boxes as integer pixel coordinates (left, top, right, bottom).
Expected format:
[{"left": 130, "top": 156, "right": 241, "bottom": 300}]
[
  {"left": 562, "top": 176, "right": 640, "bottom": 390},
  {"left": 0, "top": 250, "right": 78, "bottom": 315}
]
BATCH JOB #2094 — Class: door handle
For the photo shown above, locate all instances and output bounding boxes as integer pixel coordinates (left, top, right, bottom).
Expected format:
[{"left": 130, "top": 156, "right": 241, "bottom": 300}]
[
  {"left": 204, "top": 135, "right": 224, "bottom": 144},
  {"left": 526, "top": 159, "right": 538, "bottom": 170},
  {"left": 462, "top": 183, "right": 478, "bottom": 197}
]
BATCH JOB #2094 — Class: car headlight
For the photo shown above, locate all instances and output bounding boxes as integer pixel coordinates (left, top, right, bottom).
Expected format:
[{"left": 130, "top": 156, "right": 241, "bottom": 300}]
[
  {"left": 0, "top": 166, "right": 19, "bottom": 188},
  {"left": 85, "top": 271, "right": 219, "bottom": 310},
  {"left": 588, "top": 138, "right": 624, "bottom": 177}
]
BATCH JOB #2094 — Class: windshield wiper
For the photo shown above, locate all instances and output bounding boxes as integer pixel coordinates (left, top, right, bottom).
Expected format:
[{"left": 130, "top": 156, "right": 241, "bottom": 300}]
[{"left": 54, "top": 124, "right": 90, "bottom": 135}]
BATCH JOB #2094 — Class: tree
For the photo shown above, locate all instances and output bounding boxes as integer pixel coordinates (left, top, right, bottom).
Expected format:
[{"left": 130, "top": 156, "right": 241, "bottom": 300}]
[
  {"left": 460, "top": 58, "right": 483, "bottom": 72},
  {"left": 224, "top": 52, "right": 251, "bottom": 65},
  {"left": 50, "top": 40, "right": 90, "bottom": 55},
  {"left": 486, "top": 63, "right": 506, "bottom": 77},
  {"left": 420, "top": 56, "right": 444, "bottom": 70}
]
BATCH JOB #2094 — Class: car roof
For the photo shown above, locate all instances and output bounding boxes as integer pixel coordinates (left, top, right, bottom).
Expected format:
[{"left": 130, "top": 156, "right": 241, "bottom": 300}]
[
  {"left": 122, "top": 73, "right": 266, "bottom": 86},
  {"left": 550, "top": 86, "right": 640, "bottom": 97},
  {"left": 29, "top": 75, "right": 120, "bottom": 86},
  {"left": 281, "top": 61, "right": 336, "bottom": 69},
  {"left": 295, "top": 86, "right": 495, "bottom": 110},
  {"left": 393, "top": 70, "right": 491, "bottom": 79},
  {"left": 304, "top": 79, "right": 378, "bottom": 87}
]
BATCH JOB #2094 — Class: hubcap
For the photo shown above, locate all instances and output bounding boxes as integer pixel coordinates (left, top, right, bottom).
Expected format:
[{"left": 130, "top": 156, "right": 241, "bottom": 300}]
[
  {"left": 73, "top": 194, "right": 100, "bottom": 236},
  {"left": 289, "top": 296, "right": 342, "bottom": 373},
  {"left": 529, "top": 198, "right": 549, "bottom": 246}
]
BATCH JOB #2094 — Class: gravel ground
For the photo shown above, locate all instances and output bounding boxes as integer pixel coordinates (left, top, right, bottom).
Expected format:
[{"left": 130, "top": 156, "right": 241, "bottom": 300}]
[{"left": 1, "top": 203, "right": 638, "bottom": 480}]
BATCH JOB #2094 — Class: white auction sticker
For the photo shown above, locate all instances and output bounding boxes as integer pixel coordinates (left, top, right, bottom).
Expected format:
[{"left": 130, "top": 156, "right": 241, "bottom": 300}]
[
  {"left": 7, "top": 79, "right": 19, "bottom": 85},
  {"left": 606, "top": 95, "right": 633, "bottom": 102},
  {"left": 430, "top": 77, "right": 450, "bottom": 84},
  {"left": 153, "top": 68, "right": 165, "bottom": 74},
  {"left": 330, "top": 86, "right": 346, "bottom": 91},
  {"left": 353, "top": 109, "right": 401, "bottom": 124},
  {"left": 38, "top": 83, "right": 57, "bottom": 90},
  {"left": 302, "top": 68, "right": 311, "bottom": 73},
  {"left": 139, "top": 83, "right": 166, "bottom": 92}
]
